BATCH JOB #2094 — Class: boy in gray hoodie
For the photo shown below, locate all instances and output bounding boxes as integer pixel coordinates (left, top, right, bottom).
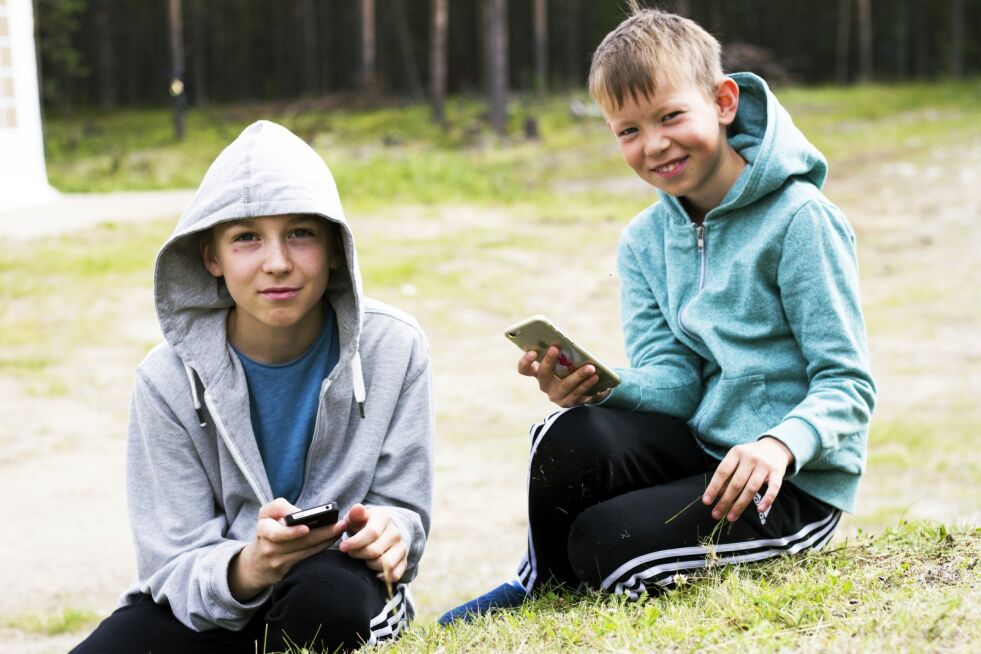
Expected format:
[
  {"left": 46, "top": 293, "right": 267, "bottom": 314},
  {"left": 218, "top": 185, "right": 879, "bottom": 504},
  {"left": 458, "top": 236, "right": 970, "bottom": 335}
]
[{"left": 71, "top": 121, "right": 434, "bottom": 653}]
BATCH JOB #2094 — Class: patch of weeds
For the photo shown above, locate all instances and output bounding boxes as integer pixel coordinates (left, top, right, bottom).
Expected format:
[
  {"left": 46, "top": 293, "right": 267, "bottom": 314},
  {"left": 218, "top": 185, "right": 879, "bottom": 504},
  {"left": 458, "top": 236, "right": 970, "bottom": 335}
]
[
  {"left": 383, "top": 521, "right": 978, "bottom": 654},
  {"left": 0, "top": 354, "right": 54, "bottom": 376},
  {"left": 26, "top": 378, "right": 71, "bottom": 398},
  {"left": 4, "top": 607, "right": 100, "bottom": 636}
]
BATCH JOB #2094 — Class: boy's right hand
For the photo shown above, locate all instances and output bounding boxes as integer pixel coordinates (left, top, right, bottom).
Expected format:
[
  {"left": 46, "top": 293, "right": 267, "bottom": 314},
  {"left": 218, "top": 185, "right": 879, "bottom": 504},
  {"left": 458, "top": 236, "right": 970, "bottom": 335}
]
[
  {"left": 229, "top": 498, "right": 347, "bottom": 602},
  {"left": 518, "top": 346, "right": 610, "bottom": 408}
]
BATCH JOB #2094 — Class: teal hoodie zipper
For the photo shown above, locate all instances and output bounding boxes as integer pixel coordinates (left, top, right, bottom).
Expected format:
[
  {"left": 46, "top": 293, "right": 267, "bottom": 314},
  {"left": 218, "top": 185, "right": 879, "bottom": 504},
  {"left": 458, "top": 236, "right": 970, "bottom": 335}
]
[{"left": 678, "top": 224, "right": 707, "bottom": 336}]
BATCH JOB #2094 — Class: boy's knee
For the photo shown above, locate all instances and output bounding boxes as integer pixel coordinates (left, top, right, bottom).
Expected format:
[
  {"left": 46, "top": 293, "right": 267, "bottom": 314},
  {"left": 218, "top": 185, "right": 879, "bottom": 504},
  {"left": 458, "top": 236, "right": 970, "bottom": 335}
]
[
  {"left": 267, "top": 552, "right": 392, "bottom": 651},
  {"left": 530, "top": 407, "right": 617, "bottom": 491}
]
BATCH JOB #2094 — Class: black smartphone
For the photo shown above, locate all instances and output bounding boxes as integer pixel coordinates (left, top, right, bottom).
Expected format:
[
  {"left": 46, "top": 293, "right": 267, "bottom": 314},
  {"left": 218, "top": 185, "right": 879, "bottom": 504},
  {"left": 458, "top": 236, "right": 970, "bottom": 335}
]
[{"left": 284, "top": 502, "right": 340, "bottom": 529}]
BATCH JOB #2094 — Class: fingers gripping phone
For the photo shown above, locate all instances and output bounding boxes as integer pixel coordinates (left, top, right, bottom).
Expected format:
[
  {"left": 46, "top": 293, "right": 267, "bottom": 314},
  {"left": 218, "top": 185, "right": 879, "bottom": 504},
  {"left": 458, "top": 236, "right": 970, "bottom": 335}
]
[
  {"left": 284, "top": 502, "right": 339, "bottom": 529},
  {"left": 505, "top": 315, "right": 621, "bottom": 394}
]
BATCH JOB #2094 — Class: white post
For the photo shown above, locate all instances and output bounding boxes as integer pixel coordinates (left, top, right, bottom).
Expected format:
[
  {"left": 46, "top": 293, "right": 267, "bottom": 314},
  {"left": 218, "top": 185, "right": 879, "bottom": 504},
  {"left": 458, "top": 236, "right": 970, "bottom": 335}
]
[{"left": 0, "top": 0, "right": 58, "bottom": 211}]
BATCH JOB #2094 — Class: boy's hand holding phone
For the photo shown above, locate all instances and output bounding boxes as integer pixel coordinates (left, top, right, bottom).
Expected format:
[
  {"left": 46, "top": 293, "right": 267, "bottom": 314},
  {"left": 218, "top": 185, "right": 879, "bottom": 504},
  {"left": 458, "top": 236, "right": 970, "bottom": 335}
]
[
  {"left": 339, "top": 504, "right": 408, "bottom": 583},
  {"left": 230, "top": 498, "right": 347, "bottom": 602},
  {"left": 518, "top": 345, "right": 611, "bottom": 407},
  {"left": 507, "top": 315, "right": 619, "bottom": 408}
]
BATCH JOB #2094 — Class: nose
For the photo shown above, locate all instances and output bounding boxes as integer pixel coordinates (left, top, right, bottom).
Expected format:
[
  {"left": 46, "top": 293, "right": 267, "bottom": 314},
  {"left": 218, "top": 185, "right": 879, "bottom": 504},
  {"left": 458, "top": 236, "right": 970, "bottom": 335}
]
[
  {"left": 262, "top": 238, "right": 293, "bottom": 275},
  {"left": 642, "top": 128, "right": 669, "bottom": 157}
]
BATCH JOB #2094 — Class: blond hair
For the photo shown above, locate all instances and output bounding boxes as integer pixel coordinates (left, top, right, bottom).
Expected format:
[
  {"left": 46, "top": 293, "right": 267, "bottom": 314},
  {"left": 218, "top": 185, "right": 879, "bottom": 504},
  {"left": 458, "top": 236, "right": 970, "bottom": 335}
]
[{"left": 588, "top": 5, "right": 723, "bottom": 112}]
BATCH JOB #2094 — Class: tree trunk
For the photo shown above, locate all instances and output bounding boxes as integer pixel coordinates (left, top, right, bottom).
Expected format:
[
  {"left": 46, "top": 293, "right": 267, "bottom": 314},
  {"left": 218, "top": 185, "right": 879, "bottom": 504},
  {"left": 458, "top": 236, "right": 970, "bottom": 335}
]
[
  {"left": 167, "top": 0, "right": 186, "bottom": 140},
  {"left": 836, "top": 0, "right": 851, "bottom": 84},
  {"left": 950, "top": 0, "right": 964, "bottom": 78},
  {"left": 563, "top": 0, "right": 580, "bottom": 89},
  {"left": 393, "top": 0, "right": 424, "bottom": 100},
  {"left": 190, "top": 0, "right": 207, "bottom": 106},
  {"left": 912, "top": 0, "right": 929, "bottom": 78},
  {"left": 533, "top": 0, "right": 547, "bottom": 95},
  {"left": 360, "top": 0, "right": 377, "bottom": 98},
  {"left": 95, "top": 0, "right": 115, "bottom": 109},
  {"left": 483, "top": 0, "right": 508, "bottom": 135},
  {"left": 430, "top": 0, "right": 448, "bottom": 124},
  {"left": 893, "top": 0, "right": 908, "bottom": 79},
  {"left": 707, "top": 0, "right": 724, "bottom": 36},
  {"left": 299, "top": 0, "right": 319, "bottom": 95},
  {"left": 857, "top": 0, "right": 872, "bottom": 82}
]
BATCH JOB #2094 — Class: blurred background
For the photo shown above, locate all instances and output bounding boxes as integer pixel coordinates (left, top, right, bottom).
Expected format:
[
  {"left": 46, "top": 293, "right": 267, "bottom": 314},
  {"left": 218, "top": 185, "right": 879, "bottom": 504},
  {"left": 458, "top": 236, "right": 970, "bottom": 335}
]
[{"left": 1, "top": 1, "right": 979, "bottom": 652}]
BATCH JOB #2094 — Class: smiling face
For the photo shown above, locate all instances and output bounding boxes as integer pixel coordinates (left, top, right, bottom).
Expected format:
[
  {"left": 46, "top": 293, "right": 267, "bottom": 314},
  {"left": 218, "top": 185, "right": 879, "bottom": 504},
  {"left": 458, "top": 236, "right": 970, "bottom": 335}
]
[
  {"left": 200, "top": 214, "right": 341, "bottom": 362},
  {"left": 605, "top": 76, "right": 745, "bottom": 221}
]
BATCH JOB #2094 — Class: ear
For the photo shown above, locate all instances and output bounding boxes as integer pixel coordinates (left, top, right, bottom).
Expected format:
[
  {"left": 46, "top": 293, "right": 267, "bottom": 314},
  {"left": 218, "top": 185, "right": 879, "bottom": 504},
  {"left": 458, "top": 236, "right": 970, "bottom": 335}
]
[
  {"left": 199, "top": 235, "right": 224, "bottom": 278},
  {"left": 715, "top": 77, "right": 740, "bottom": 126}
]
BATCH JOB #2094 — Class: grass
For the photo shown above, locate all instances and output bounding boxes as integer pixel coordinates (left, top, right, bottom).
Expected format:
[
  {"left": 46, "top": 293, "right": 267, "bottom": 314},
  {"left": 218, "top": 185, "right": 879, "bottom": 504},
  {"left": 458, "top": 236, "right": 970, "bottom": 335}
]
[
  {"left": 0, "top": 219, "right": 168, "bottom": 380},
  {"left": 3, "top": 608, "right": 100, "bottom": 636},
  {"left": 372, "top": 521, "right": 978, "bottom": 653},
  {"left": 43, "top": 79, "right": 981, "bottom": 214}
]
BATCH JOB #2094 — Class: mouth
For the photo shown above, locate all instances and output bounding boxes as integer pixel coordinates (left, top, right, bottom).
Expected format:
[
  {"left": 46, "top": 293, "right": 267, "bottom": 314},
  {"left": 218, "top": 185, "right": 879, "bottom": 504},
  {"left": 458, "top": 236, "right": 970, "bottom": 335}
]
[
  {"left": 651, "top": 156, "right": 688, "bottom": 179},
  {"left": 259, "top": 287, "right": 301, "bottom": 301}
]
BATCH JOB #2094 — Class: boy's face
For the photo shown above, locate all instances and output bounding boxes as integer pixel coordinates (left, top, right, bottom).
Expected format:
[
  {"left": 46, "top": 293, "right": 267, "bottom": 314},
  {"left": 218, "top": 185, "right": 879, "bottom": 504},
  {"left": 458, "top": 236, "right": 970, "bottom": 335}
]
[
  {"left": 604, "top": 76, "right": 742, "bottom": 217},
  {"left": 200, "top": 214, "right": 341, "bottom": 340}
]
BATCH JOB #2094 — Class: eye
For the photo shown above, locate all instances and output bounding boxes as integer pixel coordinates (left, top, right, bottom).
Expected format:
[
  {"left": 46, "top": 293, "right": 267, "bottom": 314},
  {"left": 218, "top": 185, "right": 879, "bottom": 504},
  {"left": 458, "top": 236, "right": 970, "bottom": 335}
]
[
  {"left": 290, "top": 227, "right": 316, "bottom": 238},
  {"left": 617, "top": 126, "right": 638, "bottom": 138},
  {"left": 662, "top": 111, "right": 682, "bottom": 123},
  {"left": 231, "top": 232, "right": 259, "bottom": 243}
]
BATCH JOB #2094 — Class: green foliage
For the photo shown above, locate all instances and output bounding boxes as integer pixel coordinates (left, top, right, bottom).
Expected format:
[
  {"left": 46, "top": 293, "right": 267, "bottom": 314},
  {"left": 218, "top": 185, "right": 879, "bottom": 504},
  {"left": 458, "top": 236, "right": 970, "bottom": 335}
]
[
  {"left": 44, "top": 81, "right": 981, "bottom": 216},
  {"left": 777, "top": 79, "right": 981, "bottom": 168},
  {"left": 0, "top": 219, "right": 169, "bottom": 378},
  {"left": 4, "top": 607, "right": 100, "bottom": 636}
]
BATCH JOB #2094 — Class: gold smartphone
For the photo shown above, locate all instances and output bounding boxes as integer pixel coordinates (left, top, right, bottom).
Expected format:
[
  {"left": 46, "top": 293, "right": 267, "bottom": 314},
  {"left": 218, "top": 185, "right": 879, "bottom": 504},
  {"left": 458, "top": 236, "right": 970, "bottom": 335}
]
[{"left": 504, "top": 315, "right": 621, "bottom": 394}]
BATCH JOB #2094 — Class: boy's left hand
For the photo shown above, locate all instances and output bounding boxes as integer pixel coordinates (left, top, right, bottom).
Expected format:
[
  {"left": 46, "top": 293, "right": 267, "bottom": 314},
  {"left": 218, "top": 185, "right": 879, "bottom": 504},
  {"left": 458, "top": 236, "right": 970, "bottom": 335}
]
[
  {"left": 702, "top": 437, "right": 795, "bottom": 522},
  {"left": 339, "top": 504, "right": 407, "bottom": 583}
]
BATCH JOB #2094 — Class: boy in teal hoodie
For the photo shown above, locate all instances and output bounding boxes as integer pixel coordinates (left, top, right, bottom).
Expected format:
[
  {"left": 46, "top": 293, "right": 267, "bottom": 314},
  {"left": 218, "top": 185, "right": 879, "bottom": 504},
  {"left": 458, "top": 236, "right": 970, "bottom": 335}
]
[{"left": 441, "top": 6, "right": 875, "bottom": 623}]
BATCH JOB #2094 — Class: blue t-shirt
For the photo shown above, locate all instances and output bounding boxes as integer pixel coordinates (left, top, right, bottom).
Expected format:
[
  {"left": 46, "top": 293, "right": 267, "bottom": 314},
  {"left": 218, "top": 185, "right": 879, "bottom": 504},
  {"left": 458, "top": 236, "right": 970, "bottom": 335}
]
[{"left": 234, "top": 308, "right": 340, "bottom": 503}]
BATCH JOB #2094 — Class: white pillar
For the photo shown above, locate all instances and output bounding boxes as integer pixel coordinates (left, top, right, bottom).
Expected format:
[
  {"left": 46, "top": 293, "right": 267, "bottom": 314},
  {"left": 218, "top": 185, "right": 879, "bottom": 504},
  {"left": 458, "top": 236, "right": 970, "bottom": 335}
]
[{"left": 0, "top": 0, "right": 58, "bottom": 211}]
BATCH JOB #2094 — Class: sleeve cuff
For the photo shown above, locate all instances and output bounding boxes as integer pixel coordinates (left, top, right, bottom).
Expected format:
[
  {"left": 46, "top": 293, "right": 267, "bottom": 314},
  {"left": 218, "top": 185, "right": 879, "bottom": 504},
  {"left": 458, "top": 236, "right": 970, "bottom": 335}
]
[
  {"left": 208, "top": 541, "right": 273, "bottom": 624},
  {"left": 599, "top": 368, "right": 643, "bottom": 410},
  {"left": 763, "top": 417, "right": 821, "bottom": 475}
]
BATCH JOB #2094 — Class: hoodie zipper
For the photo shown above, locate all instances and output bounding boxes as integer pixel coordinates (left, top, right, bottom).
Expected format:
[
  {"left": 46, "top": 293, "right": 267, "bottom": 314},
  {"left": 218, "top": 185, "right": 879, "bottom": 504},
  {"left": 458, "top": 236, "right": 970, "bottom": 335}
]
[
  {"left": 678, "top": 224, "right": 707, "bottom": 335},
  {"left": 204, "top": 390, "right": 269, "bottom": 506}
]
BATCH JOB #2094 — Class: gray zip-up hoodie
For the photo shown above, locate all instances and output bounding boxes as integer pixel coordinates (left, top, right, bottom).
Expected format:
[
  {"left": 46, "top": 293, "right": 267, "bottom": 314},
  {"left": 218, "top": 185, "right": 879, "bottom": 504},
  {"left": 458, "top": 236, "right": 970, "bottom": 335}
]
[{"left": 121, "top": 120, "right": 434, "bottom": 631}]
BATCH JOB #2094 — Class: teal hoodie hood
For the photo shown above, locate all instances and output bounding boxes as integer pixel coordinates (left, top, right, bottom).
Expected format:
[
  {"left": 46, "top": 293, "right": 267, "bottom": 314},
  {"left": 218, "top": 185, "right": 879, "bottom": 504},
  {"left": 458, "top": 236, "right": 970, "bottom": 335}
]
[{"left": 605, "top": 73, "right": 876, "bottom": 513}]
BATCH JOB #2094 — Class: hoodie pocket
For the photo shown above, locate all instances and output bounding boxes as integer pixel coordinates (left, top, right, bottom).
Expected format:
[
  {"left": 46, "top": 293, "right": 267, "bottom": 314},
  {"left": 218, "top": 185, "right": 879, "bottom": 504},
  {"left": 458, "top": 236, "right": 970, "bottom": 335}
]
[{"left": 694, "top": 373, "right": 781, "bottom": 439}]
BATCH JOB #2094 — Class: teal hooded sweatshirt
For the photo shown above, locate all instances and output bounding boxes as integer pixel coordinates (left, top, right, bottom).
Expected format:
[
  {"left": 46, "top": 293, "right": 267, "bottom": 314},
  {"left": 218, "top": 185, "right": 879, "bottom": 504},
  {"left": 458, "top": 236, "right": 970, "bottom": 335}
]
[{"left": 603, "top": 73, "right": 876, "bottom": 513}]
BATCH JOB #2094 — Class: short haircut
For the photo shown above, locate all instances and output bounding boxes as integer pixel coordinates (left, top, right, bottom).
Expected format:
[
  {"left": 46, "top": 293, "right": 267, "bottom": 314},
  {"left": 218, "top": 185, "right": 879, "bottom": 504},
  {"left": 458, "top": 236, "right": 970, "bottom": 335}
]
[{"left": 588, "top": 6, "right": 723, "bottom": 112}]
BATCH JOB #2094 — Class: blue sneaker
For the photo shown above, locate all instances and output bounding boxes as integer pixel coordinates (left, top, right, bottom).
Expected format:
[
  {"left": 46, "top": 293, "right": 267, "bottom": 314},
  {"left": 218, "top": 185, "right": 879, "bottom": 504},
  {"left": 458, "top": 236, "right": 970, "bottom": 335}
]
[{"left": 438, "top": 580, "right": 528, "bottom": 625}]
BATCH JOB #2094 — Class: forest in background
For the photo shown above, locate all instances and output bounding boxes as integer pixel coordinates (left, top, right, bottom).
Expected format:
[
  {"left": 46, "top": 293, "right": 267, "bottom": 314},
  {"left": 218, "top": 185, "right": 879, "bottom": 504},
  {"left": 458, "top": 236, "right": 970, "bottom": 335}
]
[{"left": 35, "top": 0, "right": 980, "bottom": 118}]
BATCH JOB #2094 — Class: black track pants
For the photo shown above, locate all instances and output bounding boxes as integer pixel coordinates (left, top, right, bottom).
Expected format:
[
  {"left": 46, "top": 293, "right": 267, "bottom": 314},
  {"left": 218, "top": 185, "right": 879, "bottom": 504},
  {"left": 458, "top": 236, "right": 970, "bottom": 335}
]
[
  {"left": 515, "top": 406, "right": 839, "bottom": 597},
  {"left": 70, "top": 550, "right": 408, "bottom": 654}
]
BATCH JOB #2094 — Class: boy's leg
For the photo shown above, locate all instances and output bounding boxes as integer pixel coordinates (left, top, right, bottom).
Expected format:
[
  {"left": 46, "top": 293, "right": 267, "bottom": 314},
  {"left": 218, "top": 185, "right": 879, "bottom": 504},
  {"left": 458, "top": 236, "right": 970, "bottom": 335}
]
[
  {"left": 566, "top": 474, "right": 839, "bottom": 597},
  {"left": 265, "top": 548, "right": 408, "bottom": 651},
  {"left": 518, "top": 406, "right": 709, "bottom": 592},
  {"left": 71, "top": 551, "right": 405, "bottom": 654},
  {"left": 438, "top": 406, "right": 708, "bottom": 624},
  {"left": 68, "top": 594, "right": 265, "bottom": 654}
]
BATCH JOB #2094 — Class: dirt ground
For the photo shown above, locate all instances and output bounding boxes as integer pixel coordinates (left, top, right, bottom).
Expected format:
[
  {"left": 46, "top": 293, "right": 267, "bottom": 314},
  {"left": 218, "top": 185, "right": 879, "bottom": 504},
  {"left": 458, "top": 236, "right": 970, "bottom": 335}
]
[{"left": 1, "top": 139, "right": 979, "bottom": 653}]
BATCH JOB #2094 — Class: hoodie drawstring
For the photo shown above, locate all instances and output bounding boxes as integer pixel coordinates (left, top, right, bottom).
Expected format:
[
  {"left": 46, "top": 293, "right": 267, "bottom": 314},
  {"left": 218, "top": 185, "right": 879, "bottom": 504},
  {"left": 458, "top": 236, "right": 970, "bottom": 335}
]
[
  {"left": 186, "top": 355, "right": 366, "bottom": 425},
  {"left": 352, "top": 351, "right": 366, "bottom": 419},
  {"left": 185, "top": 364, "right": 207, "bottom": 428}
]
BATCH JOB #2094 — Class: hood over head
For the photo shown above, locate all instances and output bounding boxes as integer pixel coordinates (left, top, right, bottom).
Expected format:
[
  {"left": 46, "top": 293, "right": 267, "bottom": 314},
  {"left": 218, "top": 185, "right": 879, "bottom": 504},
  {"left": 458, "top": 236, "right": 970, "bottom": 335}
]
[{"left": 154, "top": 120, "right": 363, "bottom": 387}]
